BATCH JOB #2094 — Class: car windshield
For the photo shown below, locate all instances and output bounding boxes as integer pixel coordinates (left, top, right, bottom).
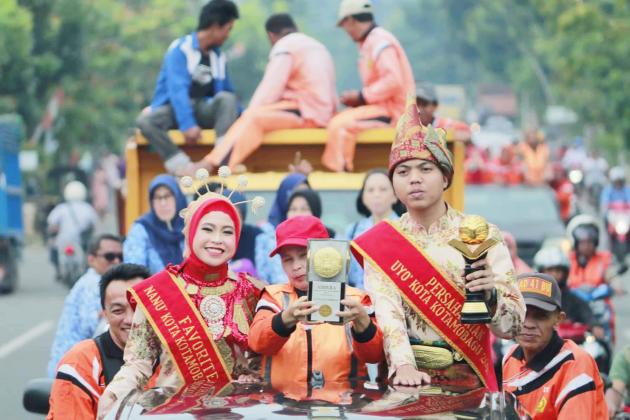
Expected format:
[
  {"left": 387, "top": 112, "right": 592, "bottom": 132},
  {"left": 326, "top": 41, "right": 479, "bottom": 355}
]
[{"left": 465, "top": 185, "right": 560, "bottom": 228}]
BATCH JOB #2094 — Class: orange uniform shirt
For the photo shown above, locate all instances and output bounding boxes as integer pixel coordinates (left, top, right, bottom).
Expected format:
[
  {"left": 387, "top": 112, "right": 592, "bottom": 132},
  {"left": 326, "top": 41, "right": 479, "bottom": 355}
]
[
  {"left": 248, "top": 284, "right": 384, "bottom": 389},
  {"left": 503, "top": 333, "right": 606, "bottom": 419},
  {"left": 48, "top": 332, "right": 157, "bottom": 419},
  {"left": 248, "top": 32, "right": 337, "bottom": 127},
  {"left": 47, "top": 337, "right": 118, "bottom": 420},
  {"left": 358, "top": 26, "right": 415, "bottom": 120},
  {"left": 568, "top": 251, "right": 612, "bottom": 289},
  {"left": 519, "top": 142, "right": 550, "bottom": 185}
]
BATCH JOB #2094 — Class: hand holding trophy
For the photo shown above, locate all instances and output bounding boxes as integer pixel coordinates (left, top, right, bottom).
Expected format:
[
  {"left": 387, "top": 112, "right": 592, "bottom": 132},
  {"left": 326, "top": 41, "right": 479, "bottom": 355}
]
[
  {"left": 448, "top": 215, "right": 498, "bottom": 324},
  {"left": 307, "top": 239, "right": 350, "bottom": 324}
]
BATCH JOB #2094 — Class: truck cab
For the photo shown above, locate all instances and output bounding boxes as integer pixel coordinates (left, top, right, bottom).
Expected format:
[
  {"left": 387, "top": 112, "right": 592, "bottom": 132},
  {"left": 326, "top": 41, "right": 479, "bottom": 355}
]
[
  {"left": 0, "top": 114, "right": 24, "bottom": 293},
  {"left": 124, "top": 128, "right": 465, "bottom": 233}
]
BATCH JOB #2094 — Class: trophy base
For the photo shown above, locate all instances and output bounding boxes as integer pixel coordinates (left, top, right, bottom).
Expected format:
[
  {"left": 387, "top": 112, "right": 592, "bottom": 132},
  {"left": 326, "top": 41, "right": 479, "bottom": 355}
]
[{"left": 460, "top": 300, "right": 492, "bottom": 324}]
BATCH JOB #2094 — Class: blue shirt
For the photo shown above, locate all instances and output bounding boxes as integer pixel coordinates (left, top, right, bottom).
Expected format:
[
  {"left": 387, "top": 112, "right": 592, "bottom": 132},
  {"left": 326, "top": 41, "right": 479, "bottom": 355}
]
[
  {"left": 124, "top": 222, "right": 184, "bottom": 275},
  {"left": 47, "top": 268, "right": 102, "bottom": 377},
  {"left": 343, "top": 212, "right": 399, "bottom": 289},
  {"left": 255, "top": 222, "right": 287, "bottom": 285},
  {"left": 150, "top": 32, "right": 235, "bottom": 131},
  {"left": 600, "top": 185, "right": 630, "bottom": 212}
]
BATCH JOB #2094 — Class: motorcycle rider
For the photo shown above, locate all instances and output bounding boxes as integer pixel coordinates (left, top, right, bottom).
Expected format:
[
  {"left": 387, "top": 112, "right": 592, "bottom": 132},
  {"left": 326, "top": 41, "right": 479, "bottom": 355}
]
[
  {"left": 47, "top": 181, "right": 98, "bottom": 280},
  {"left": 534, "top": 246, "right": 605, "bottom": 340},
  {"left": 549, "top": 163, "right": 575, "bottom": 224},
  {"left": 600, "top": 166, "right": 630, "bottom": 217},
  {"left": 567, "top": 215, "right": 612, "bottom": 289},
  {"left": 566, "top": 215, "right": 622, "bottom": 345}
]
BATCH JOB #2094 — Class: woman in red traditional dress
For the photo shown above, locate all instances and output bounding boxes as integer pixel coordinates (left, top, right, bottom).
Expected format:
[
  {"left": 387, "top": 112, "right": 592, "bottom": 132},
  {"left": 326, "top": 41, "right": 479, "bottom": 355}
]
[{"left": 98, "top": 171, "right": 265, "bottom": 418}]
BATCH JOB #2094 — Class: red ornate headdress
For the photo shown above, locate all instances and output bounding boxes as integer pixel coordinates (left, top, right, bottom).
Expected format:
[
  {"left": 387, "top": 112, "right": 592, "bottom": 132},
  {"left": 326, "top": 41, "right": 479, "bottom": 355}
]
[{"left": 388, "top": 95, "right": 453, "bottom": 183}]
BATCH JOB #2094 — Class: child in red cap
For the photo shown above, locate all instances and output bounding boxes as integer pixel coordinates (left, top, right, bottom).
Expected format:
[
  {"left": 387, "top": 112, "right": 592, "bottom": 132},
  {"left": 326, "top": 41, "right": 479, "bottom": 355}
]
[{"left": 248, "top": 215, "right": 384, "bottom": 388}]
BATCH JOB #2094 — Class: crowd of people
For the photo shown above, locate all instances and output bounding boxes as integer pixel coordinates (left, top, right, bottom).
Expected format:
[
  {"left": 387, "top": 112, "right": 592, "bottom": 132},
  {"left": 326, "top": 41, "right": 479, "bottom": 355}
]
[{"left": 39, "top": 0, "right": 630, "bottom": 419}]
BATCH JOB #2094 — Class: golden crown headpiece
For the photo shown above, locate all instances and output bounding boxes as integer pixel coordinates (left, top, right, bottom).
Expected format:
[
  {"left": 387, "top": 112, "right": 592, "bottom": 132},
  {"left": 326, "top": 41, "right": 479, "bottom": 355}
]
[{"left": 178, "top": 166, "right": 265, "bottom": 219}]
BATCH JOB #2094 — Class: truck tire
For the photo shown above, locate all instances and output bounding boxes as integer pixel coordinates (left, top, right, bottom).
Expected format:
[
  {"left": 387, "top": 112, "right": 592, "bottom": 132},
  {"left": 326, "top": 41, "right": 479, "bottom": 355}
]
[{"left": 0, "top": 242, "right": 19, "bottom": 294}]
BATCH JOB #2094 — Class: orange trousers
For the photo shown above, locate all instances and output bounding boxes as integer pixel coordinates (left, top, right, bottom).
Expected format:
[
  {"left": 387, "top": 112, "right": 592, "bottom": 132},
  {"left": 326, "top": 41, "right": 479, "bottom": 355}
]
[
  {"left": 204, "top": 100, "right": 314, "bottom": 168},
  {"left": 321, "top": 105, "right": 390, "bottom": 172}
]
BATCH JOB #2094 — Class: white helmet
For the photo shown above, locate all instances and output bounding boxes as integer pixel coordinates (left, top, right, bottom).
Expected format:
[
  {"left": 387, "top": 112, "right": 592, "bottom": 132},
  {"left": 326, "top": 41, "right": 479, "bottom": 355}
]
[
  {"left": 337, "top": 0, "right": 373, "bottom": 25},
  {"left": 610, "top": 166, "right": 625, "bottom": 182},
  {"left": 63, "top": 181, "right": 87, "bottom": 202},
  {"left": 534, "top": 246, "right": 570, "bottom": 271}
]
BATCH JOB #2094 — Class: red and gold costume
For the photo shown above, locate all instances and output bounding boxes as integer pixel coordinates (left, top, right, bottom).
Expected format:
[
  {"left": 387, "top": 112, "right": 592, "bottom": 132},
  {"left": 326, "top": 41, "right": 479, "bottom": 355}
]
[
  {"left": 97, "top": 193, "right": 263, "bottom": 418},
  {"left": 351, "top": 98, "right": 525, "bottom": 390}
]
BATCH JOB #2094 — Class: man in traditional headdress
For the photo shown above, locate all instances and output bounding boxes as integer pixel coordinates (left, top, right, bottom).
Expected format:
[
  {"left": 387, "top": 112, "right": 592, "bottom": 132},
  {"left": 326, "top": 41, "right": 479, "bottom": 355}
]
[
  {"left": 350, "top": 97, "right": 525, "bottom": 388},
  {"left": 321, "top": 0, "right": 415, "bottom": 172}
]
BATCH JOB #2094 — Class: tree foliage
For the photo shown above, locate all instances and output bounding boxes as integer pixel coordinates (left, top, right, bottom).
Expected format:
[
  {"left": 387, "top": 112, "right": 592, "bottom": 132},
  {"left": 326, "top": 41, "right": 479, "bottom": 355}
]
[{"left": 1, "top": 0, "right": 628, "bottom": 164}]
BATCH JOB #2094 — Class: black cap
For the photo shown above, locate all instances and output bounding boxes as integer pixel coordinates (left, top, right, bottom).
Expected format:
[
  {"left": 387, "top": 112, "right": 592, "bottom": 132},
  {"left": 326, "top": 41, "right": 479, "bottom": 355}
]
[
  {"left": 517, "top": 272, "right": 562, "bottom": 312},
  {"left": 415, "top": 82, "right": 438, "bottom": 103}
]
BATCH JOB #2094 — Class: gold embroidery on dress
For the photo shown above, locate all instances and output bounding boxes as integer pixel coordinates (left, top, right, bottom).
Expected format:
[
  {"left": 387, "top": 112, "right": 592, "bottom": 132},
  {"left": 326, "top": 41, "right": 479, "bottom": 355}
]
[
  {"left": 216, "top": 339, "right": 235, "bottom": 373},
  {"left": 176, "top": 277, "right": 236, "bottom": 296},
  {"left": 233, "top": 303, "right": 250, "bottom": 335}
]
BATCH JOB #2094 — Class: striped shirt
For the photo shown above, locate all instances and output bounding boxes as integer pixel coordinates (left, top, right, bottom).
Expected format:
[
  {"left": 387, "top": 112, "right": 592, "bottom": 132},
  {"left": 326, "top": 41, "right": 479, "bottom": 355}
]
[{"left": 503, "top": 332, "right": 606, "bottom": 419}]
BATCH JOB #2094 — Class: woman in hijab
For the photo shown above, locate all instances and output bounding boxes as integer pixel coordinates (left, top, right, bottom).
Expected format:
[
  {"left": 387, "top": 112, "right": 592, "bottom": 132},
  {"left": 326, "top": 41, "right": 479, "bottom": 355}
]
[
  {"left": 98, "top": 190, "right": 264, "bottom": 418},
  {"left": 255, "top": 173, "right": 310, "bottom": 284},
  {"left": 286, "top": 189, "right": 336, "bottom": 238},
  {"left": 123, "top": 174, "right": 187, "bottom": 274}
]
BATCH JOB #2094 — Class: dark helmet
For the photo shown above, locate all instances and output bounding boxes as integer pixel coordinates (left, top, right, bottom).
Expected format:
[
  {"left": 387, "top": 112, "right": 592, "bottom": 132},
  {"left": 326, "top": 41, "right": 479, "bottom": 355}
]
[
  {"left": 567, "top": 214, "right": 600, "bottom": 248},
  {"left": 572, "top": 224, "right": 599, "bottom": 247}
]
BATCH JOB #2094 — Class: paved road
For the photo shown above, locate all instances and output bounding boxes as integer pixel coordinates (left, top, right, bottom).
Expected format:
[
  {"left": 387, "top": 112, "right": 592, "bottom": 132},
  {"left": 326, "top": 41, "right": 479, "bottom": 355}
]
[
  {"left": 2, "top": 241, "right": 630, "bottom": 419},
  {"left": 0, "top": 244, "right": 66, "bottom": 420}
]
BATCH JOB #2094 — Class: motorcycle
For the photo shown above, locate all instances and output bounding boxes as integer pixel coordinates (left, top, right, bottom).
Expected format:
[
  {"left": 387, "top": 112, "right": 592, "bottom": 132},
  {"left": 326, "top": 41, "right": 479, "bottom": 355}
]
[
  {"left": 572, "top": 283, "right": 615, "bottom": 344},
  {"left": 557, "top": 321, "right": 611, "bottom": 374},
  {"left": 568, "top": 168, "right": 584, "bottom": 194},
  {"left": 56, "top": 241, "right": 85, "bottom": 288},
  {"left": 607, "top": 201, "right": 630, "bottom": 264}
]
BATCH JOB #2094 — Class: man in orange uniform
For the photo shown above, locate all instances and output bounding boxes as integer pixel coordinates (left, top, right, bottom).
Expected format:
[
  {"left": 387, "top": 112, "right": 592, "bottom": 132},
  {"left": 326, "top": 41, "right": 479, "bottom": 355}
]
[
  {"left": 248, "top": 215, "right": 384, "bottom": 387},
  {"left": 567, "top": 216, "right": 612, "bottom": 289},
  {"left": 47, "top": 264, "right": 150, "bottom": 419},
  {"left": 503, "top": 273, "right": 606, "bottom": 419},
  {"left": 415, "top": 82, "right": 471, "bottom": 140},
  {"left": 322, "top": 0, "right": 415, "bottom": 172},
  {"left": 518, "top": 129, "right": 550, "bottom": 186},
  {"left": 197, "top": 13, "right": 336, "bottom": 172}
]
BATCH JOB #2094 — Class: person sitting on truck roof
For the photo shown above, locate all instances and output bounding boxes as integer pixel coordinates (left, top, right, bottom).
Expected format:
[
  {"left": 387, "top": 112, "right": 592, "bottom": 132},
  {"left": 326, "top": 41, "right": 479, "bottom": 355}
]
[
  {"left": 415, "top": 82, "right": 471, "bottom": 141},
  {"left": 136, "top": 0, "right": 240, "bottom": 176},
  {"left": 193, "top": 13, "right": 337, "bottom": 173},
  {"left": 321, "top": 0, "right": 415, "bottom": 172}
]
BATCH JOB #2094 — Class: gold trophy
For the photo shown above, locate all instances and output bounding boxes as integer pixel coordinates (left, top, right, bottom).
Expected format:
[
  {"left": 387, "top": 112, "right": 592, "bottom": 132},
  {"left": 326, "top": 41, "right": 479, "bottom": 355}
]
[
  {"left": 307, "top": 239, "right": 350, "bottom": 324},
  {"left": 448, "top": 215, "right": 498, "bottom": 324}
]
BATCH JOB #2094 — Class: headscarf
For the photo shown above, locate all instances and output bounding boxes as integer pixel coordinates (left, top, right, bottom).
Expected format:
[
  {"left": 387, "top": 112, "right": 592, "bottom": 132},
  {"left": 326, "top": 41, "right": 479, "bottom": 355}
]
[
  {"left": 388, "top": 95, "right": 454, "bottom": 185},
  {"left": 268, "top": 173, "right": 309, "bottom": 226},
  {"left": 213, "top": 186, "right": 262, "bottom": 263},
  {"left": 136, "top": 174, "right": 187, "bottom": 266},
  {"left": 182, "top": 195, "right": 242, "bottom": 262},
  {"left": 287, "top": 189, "right": 322, "bottom": 218}
]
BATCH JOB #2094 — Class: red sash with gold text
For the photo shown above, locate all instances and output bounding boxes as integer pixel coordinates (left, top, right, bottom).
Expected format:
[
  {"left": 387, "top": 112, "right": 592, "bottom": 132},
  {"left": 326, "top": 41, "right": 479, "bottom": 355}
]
[
  {"left": 128, "top": 272, "right": 232, "bottom": 386},
  {"left": 351, "top": 220, "right": 498, "bottom": 391}
]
